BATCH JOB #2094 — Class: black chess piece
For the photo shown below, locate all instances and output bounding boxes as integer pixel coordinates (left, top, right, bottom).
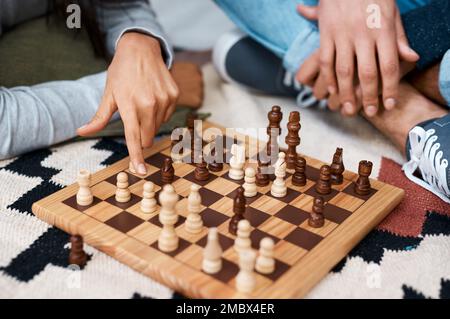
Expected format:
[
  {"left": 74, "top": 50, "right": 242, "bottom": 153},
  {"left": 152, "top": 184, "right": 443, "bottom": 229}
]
[
  {"left": 285, "top": 111, "right": 301, "bottom": 170},
  {"left": 315, "top": 165, "right": 332, "bottom": 195},
  {"left": 161, "top": 158, "right": 175, "bottom": 184},
  {"left": 69, "top": 235, "right": 87, "bottom": 267},
  {"left": 266, "top": 105, "right": 283, "bottom": 156},
  {"left": 255, "top": 159, "right": 270, "bottom": 187},
  {"left": 330, "top": 148, "right": 344, "bottom": 185},
  {"left": 229, "top": 187, "right": 246, "bottom": 235},
  {"left": 292, "top": 156, "right": 307, "bottom": 186},
  {"left": 355, "top": 160, "right": 373, "bottom": 196},
  {"left": 207, "top": 136, "right": 224, "bottom": 172},
  {"left": 308, "top": 197, "right": 325, "bottom": 228},
  {"left": 194, "top": 155, "right": 210, "bottom": 181}
]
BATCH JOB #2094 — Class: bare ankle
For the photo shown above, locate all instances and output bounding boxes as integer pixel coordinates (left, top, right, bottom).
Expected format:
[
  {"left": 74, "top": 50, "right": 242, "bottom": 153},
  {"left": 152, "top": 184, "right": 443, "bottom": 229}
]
[
  {"left": 365, "top": 83, "right": 447, "bottom": 154},
  {"left": 408, "top": 63, "right": 447, "bottom": 106}
]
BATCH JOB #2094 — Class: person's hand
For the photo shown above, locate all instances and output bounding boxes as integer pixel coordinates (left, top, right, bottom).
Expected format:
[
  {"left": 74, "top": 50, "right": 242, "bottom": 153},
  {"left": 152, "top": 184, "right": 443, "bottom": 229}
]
[
  {"left": 297, "top": 51, "right": 343, "bottom": 112},
  {"left": 297, "top": 49, "right": 416, "bottom": 113},
  {"left": 298, "top": 0, "right": 419, "bottom": 117},
  {"left": 77, "top": 32, "right": 179, "bottom": 175}
]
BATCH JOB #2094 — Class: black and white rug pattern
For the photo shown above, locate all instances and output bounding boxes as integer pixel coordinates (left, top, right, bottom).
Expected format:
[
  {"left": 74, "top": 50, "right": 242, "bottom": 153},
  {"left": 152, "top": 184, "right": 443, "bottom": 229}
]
[{"left": 0, "top": 138, "right": 449, "bottom": 299}]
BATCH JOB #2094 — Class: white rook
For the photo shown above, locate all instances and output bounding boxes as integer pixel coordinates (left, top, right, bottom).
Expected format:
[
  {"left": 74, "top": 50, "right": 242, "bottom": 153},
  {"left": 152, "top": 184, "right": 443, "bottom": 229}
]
[{"left": 76, "top": 169, "right": 93, "bottom": 206}]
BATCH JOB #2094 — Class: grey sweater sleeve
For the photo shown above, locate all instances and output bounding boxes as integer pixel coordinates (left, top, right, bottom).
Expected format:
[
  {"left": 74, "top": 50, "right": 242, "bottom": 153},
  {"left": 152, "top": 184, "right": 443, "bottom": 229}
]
[
  {"left": 0, "top": 1, "right": 174, "bottom": 159},
  {"left": 97, "top": 0, "right": 173, "bottom": 67},
  {"left": 0, "top": 72, "right": 111, "bottom": 159}
]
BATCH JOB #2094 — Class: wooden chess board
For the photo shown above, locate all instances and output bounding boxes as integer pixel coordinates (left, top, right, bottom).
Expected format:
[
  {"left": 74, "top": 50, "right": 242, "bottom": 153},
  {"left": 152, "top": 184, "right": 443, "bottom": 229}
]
[{"left": 32, "top": 121, "right": 404, "bottom": 298}]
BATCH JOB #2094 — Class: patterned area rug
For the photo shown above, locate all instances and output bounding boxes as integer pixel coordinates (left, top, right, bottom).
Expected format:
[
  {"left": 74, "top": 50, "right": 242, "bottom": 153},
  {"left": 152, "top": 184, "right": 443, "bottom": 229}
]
[{"left": 0, "top": 65, "right": 449, "bottom": 299}]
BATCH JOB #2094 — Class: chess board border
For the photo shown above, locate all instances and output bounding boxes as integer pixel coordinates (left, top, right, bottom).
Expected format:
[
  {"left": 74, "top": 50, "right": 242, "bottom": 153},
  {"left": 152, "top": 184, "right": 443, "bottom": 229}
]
[{"left": 32, "top": 122, "right": 405, "bottom": 298}]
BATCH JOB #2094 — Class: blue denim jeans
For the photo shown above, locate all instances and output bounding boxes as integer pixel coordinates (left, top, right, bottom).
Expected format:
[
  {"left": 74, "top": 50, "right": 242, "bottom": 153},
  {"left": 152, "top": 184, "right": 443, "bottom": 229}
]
[
  {"left": 440, "top": 51, "right": 450, "bottom": 106},
  {"left": 214, "top": 0, "right": 450, "bottom": 106}
]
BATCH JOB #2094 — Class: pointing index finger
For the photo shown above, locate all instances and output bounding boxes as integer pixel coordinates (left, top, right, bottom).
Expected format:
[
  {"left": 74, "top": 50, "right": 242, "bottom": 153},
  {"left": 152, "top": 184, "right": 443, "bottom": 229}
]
[{"left": 121, "top": 110, "right": 147, "bottom": 176}]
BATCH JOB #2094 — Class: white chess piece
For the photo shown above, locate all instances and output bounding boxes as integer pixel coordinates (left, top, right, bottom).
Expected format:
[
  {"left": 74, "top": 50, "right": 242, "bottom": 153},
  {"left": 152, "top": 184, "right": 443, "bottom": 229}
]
[
  {"left": 234, "top": 220, "right": 252, "bottom": 253},
  {"left": 141, "top": 181, "right": 157, "bottom": 214},
  {"left": 115, "top": 172, "right": 131, "bottom": 203},
  {"left": 158, "top": 184, "right": 179, "bottom": 252},
  {"left": 243, "top": 167, "right": 257, "bottom": 197},
  {"left": 202, "top": 227, "right": 223, "bottom": 274},
  {"left": 76, "top": 169, "right": 93, "bottom": 206},
  {"left": 185, "top": 184, "right": 203, "bottom": 233},
  {"left": 236, "top": 250, "right": 257, "bottom": 294},
  {"left": 270, "top": 152, "right": 287, "bottom": 198},
  {"left": 229, "top": 144, "right": 245, "bottom": 180},
  {"left": 255, "top": 237, "right": 275, "bottom": 274}
]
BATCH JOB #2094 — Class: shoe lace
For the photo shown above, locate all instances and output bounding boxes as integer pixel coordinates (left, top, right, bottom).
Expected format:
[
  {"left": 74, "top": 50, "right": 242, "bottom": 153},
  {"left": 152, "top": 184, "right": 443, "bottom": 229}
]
[
  {"left": 402, "top": 126, "right": 450, "bottom": 203},
  {"left": 282, "top": 72, "right": 328, "bottom": 109}
]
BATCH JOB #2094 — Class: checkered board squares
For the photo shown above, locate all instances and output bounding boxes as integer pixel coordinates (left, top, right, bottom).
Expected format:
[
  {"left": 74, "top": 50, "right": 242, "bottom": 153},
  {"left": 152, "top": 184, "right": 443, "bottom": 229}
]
[
  {"left": 34, "top": 122, "right": 404, "bottom": 298},
  {"left": 60, "top": 139, "right": 376, "bottom": 292}
]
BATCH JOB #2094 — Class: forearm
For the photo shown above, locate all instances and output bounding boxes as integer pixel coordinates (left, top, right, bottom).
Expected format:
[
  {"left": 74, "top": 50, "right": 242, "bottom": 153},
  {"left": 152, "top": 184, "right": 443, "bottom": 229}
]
[
  {"left": 96, "top": 0, "right": 173, "bottom": 67},
  {"left": 0, "top": 72, "right": 111, "bottom": 159}
]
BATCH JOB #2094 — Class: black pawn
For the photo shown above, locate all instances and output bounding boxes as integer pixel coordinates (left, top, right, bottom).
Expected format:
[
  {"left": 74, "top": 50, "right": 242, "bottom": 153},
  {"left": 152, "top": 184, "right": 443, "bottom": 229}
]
[
  {"left": 255, "top": 160, "right": 270, "bottom": 187},
  {"left": 208, "top": 138, "right": 223, "bottom": 172},
  {"left": 308, "top": 197, "right": 325, "bottom": 228},
  {"left": 69, "top": 235, "right": 87, "bottom": 267},
  {"left": 292, "top": 156, "right": 307, "bottom": 186},
  {"left": 194, "top": 155, "right": 210, "bottom": 181},
  {"left": 315, "top": 165, "right": 332, "bottom": 195},
  {"left": 229, "top": 187, "right": 246, "bottom": 235}
]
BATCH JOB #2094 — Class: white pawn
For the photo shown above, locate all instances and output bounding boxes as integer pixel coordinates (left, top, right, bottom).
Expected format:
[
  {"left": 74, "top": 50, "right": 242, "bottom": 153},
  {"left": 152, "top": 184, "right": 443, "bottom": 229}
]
[
  {"left": 270, "top": 152, "right": 287, "bottom": 198},
  {"left": 141, "top": 181, "right": 157, "bottom": 214},
  {"left": 202, "top": 228, "right": 223, "bottom": 274},
  {"left": 185, "top": 184, "right": 203, "bottom": 234},
  {"left": 234, "top": 220, "right": 252, "bottom": 253},
  {"left": 229, "top": 144, "right": 245, "bottom": 180},
  {"left": 115, "top": 172, "right": 131, "bottom": 203},
  {"left": 158, "top": 184, "right": 179, "bottom": 252},
  {"left": 255, "top": 237, "right": 275, "bottom": 274},
  {"left": 236, "top": 250, "right": 257, "bottom": 294},
  {"left": 76, "top": 169, "right": 93, "bottom": 206},
  {"left": 243, "top": 167, "right": 257, "bottom": 197}
]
